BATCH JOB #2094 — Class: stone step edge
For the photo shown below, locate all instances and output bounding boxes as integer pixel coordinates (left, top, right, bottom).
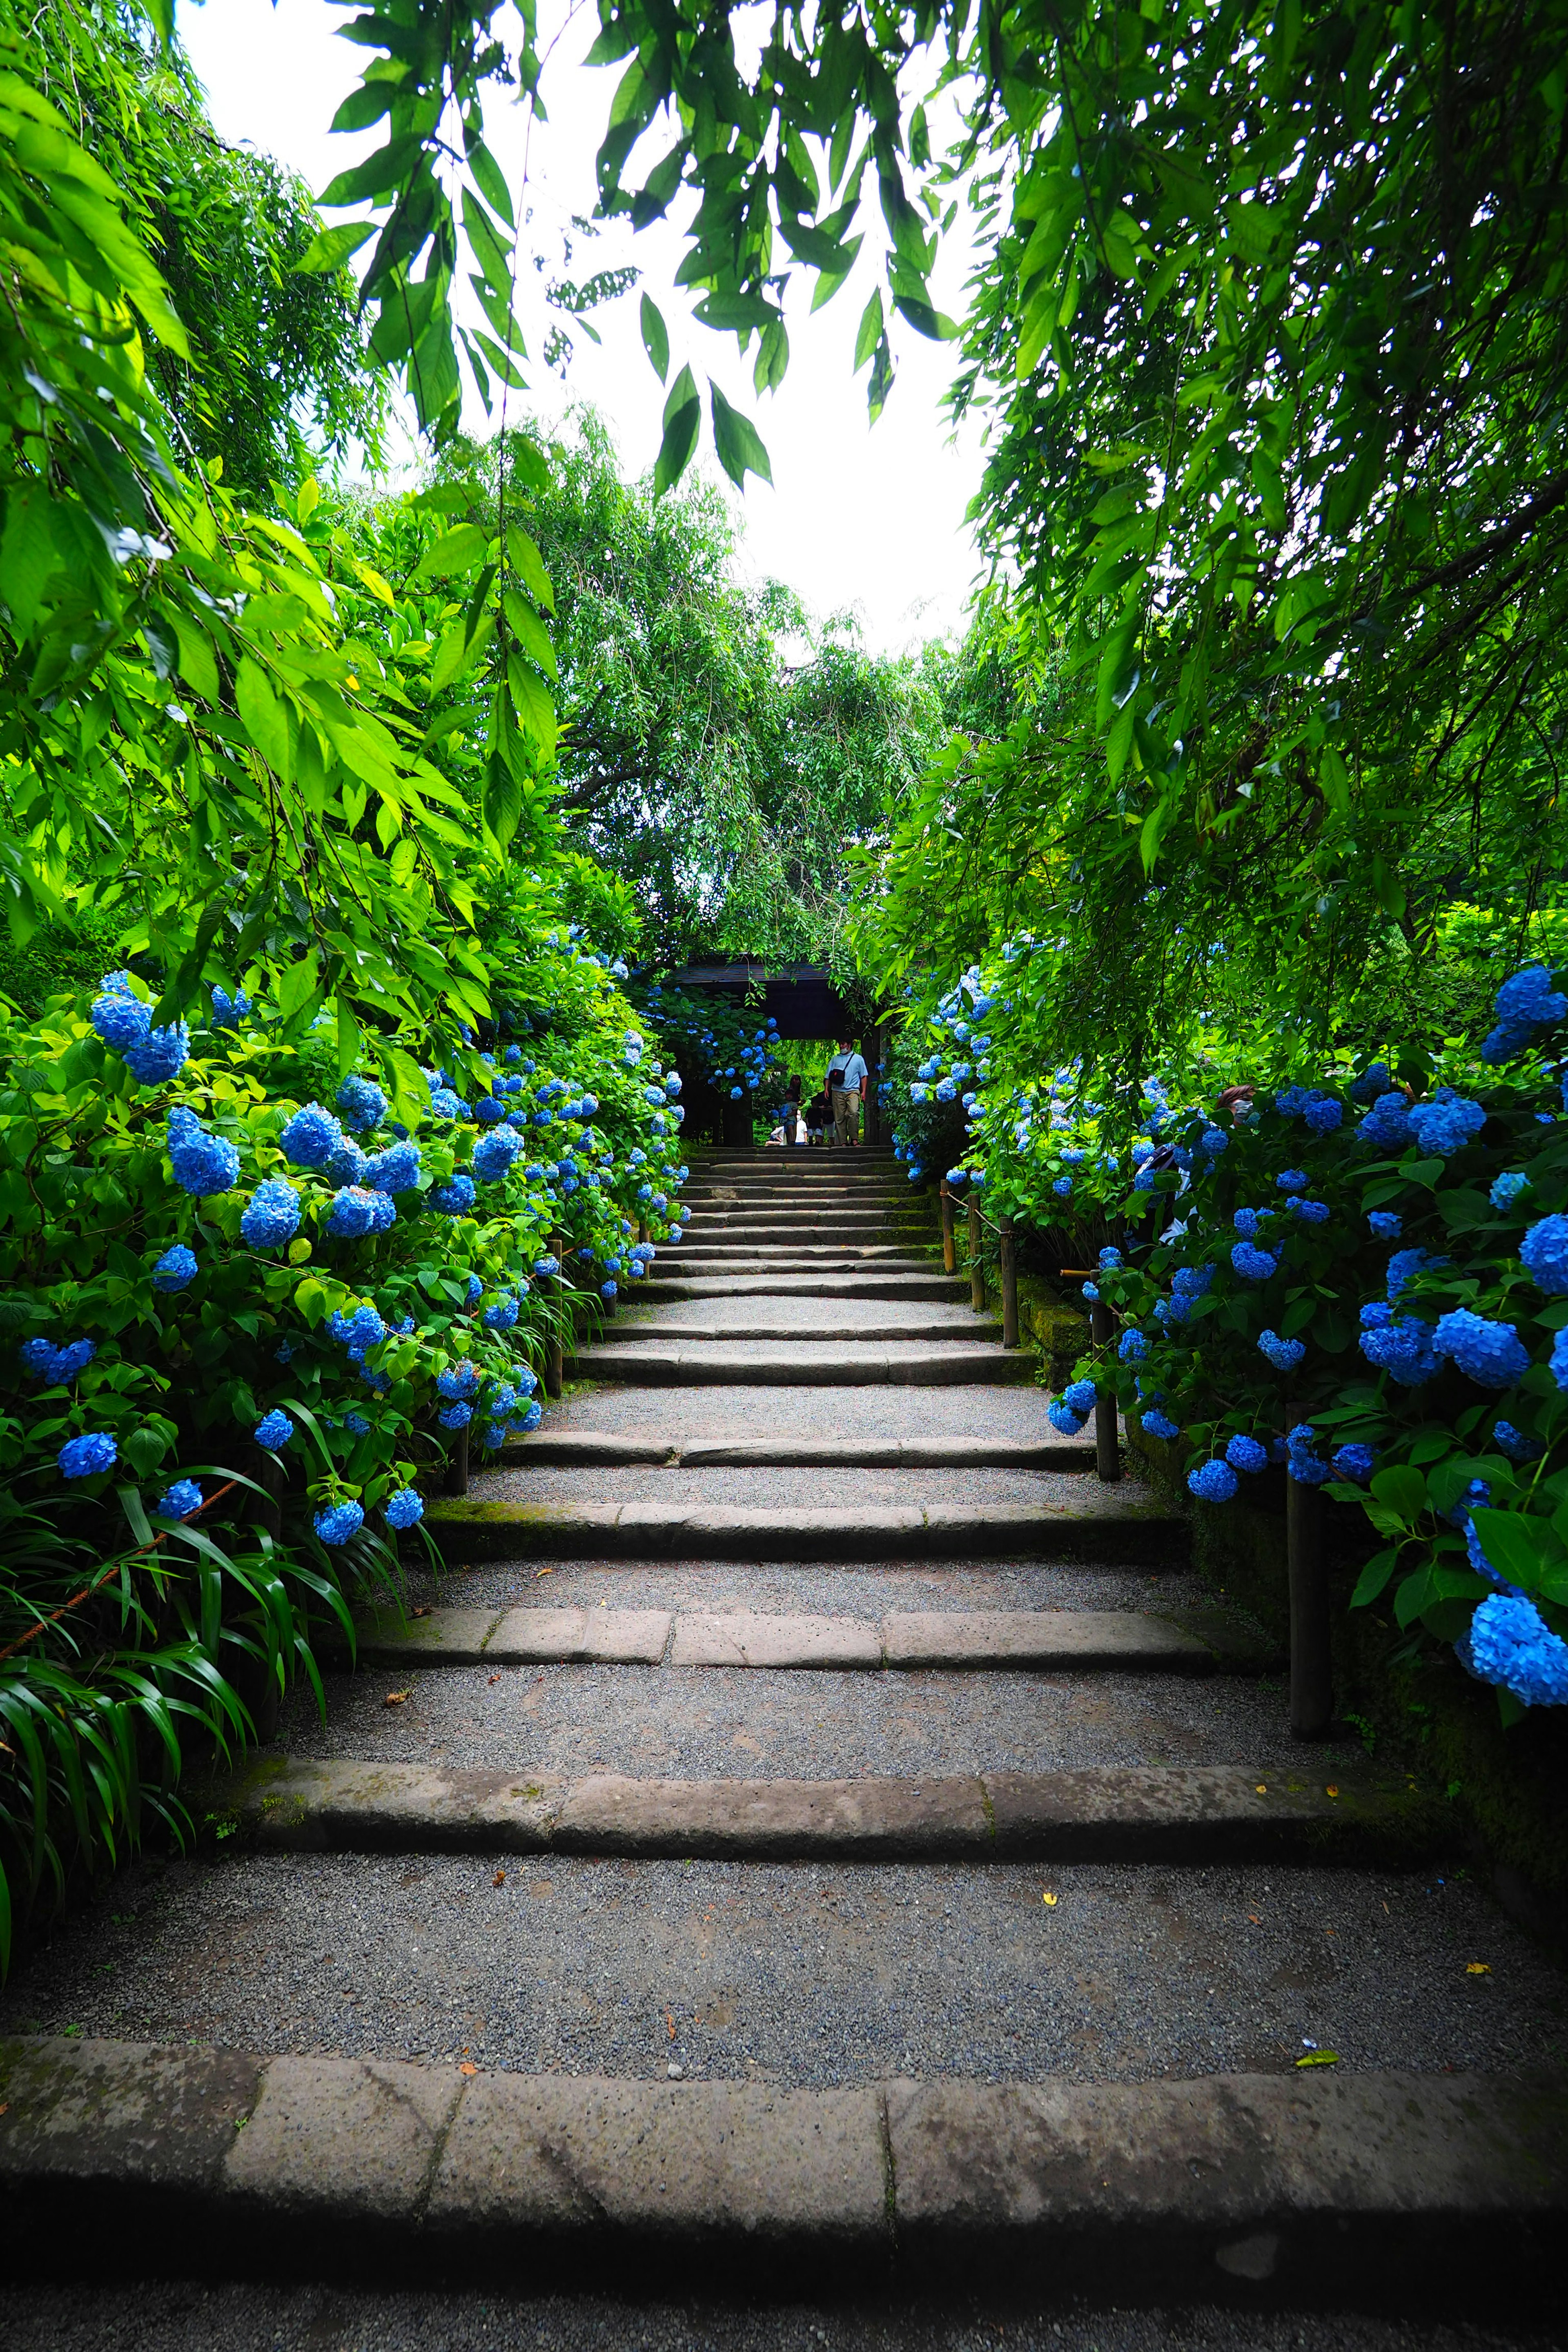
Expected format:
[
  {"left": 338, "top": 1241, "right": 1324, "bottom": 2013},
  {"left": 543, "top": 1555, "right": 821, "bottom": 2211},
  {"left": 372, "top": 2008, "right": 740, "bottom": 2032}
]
[
  {"left": 568, "top": 1349, "right": 1037, "bottom": 1388},
  {"left": 421, "top": 1497, "right": 1186, "bottom": 1565},
  {"left": 596, "top": 1322, "right": 1005, "bottom": 1343},
  {"left": 212, "top": 1758, "right": 1435, "bottom": 1864},
  {"left": 354, "top": 1604, "right": 1263, "bottom": 1674},
  {"left": 2, "top": 2039, "right": 1559, "bottom": 2297},
  {"left": 497, "top": 1436, "right": 1097, "bottom": 1469}
]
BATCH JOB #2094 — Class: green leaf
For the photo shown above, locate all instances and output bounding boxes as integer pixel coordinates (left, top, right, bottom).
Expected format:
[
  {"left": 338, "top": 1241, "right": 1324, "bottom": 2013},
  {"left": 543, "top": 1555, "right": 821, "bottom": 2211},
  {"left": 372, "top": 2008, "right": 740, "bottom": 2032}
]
[
  {"left": 413, "top": 523, "right": 490, "bottom": 580},
  {"left": 293, "top": 220, "right": 376, "bottom": 276},
  {"left": 892, "top": 293, "right": 960, "bottom": 341},
  {"left": 654, "top": 364, "right": 701, "bottom": 498},
  {"left": 1369, "top": 1465, "right": 1429, "bottom": 1525},
  {"left": 1468, "top": 1508, "right": 1565, "bottom": 1595},
  {"left": 853, "top": 287, "right": 884, "bottom": 372},
  {"left": 235, "top": 657, "right": 290, "bottom": 777},
  {"left": 503, "top": 588, "right": 557, "bottom": 681},
  {"left": 505, "top": 526, "right": 555, "bottom": 614},
  {"left": 1350, "top": 1547, "right": 1399, "bottom": 1607},
  {"left": 708, "top": 381, "right": 773, "bottom": 492},
  {"left": 640, "top": 292, "right": 670, "bottom": 382}
]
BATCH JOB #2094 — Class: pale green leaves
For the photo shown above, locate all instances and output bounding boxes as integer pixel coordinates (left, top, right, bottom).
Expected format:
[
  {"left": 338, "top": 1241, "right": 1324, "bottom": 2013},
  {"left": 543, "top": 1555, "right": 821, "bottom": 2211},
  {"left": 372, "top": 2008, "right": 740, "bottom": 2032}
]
[
  {"left": 654, "top": 364, "right": 701, "bottom": 497},
  {"left": 709, "top": 382, "right": 772, "bottom": 491},
  {"left": 640, "top": 292, "right": 669, "bottom": 382}
]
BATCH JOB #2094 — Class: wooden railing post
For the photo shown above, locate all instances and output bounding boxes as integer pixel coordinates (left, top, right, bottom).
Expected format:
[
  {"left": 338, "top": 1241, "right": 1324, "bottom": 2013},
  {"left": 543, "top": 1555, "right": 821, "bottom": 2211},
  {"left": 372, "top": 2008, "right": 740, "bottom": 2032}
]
[
  {"left": 444, "top": 1423, "right": 470, "bottom": 1497},
  {"left": 998, "top": 1213, "right": 1020, "bottom": 1348},
  {"left": 544, "top": 1229, "right": 566, "bottom": 1399},
  {"left": 968, "top": 1199, "right": 984, "bottom": 1312},
  {"left": 1089, "top": 1301, "right": 1121, "bottom": 1483},
  {"left": 1287, "top": 1472, "right": 1332, "bottom": 1737},
  {"left": 940, "top": 1178, "right": 956, "bottom": 1275}
]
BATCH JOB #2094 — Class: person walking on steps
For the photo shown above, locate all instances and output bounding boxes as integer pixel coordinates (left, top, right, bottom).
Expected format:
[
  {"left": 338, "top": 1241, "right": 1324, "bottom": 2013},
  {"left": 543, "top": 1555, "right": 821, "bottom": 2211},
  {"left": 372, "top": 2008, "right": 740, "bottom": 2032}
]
[{"left": 828, "top": 1035, "right": 870, "bottom": 1147}]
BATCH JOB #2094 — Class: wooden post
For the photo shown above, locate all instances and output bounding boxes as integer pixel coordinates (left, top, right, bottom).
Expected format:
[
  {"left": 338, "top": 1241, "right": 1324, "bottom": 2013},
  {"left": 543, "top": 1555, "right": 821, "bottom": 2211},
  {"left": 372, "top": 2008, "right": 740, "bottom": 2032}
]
[
  {"left": 939, "top": 1179, "right": 956, "bottom": 1275},
  {"left": 1090, "top": 1302, "right": 1121, "bottom": 1483},
  {"left": 444, "top": 1423, "right": 470, "bottom": 1497},
  {"left": 544, "top": 1230, "right": 565, "bottom": 1399},
  {"left": 1287, "top": 1473, "right": 1332, "bottom": 1737},
  {"left": 998, "top": 1213, "right": 1019, "bottom": 1349},
  {"left": 968, "top": 1199, "right": 984, "bottom": 1313}
]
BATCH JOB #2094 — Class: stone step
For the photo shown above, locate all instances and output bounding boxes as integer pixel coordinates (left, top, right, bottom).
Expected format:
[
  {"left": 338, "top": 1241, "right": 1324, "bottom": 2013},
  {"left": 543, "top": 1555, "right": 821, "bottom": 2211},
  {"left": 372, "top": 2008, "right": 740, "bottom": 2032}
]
[
  {"left": 662, "top": 1243, "right": 927, "bottom": 1261},
  {"left": 422, "top": 1495, "right": 1183, "bottom": 1564},
  {"left": 357, "top": 1604, "right": 1242, "bottom": 1673},
  {"left": 215, "top": 1757, "right": 1429, "bottom": 1864},
  {"left": 644, "top": 1272, "right": 964, "bottom": 1301},
  {"left": 677, "top": 1218, "right": 928, "bottom": 1238},
  {"left": 13, "top": 2036, "right": 1553, "bottom": 2299},
  {"left": 499, "top": 1434, "right": 1093, "bottom": 1469},
  {"left": 566, "top": 1343, "right": 1033, "bottom": 1386},
  {"left": 600, "top": 1317, "right": 1004, "bottom": 1345}
]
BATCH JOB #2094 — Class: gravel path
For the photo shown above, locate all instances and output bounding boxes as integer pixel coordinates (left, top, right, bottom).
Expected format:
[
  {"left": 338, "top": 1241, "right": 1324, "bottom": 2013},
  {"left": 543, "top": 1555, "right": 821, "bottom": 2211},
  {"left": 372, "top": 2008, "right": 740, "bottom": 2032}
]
[
  {"left": 618, "top": 1297, "right": 991, "bottom": 1332},
  {"left": 4, "top": 1849, "right": 1557, "bottom": 2091},
  {"left": 543, "top": 1385, "right": 1066, "bottom": 1443},
  {"left": 467, "top": 1466, "right": 1158, "bottom": 1512},
  {"left": 10, "top": 2292, "right": 1558, "bottom": 2351},
  {"left": 408, "top": 1562, "right": 1214, "bottom": 1616},
  {"left": 269, "top": 1656, "right": 1306, "bottom": 1777}
]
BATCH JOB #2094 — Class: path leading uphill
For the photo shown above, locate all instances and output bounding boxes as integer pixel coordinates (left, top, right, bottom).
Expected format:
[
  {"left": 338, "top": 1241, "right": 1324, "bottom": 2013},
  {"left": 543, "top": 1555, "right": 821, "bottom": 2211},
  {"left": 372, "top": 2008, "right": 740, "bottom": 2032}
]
[{"left": 2, "top": 1147, "right": 1565, "bottom": 2339}]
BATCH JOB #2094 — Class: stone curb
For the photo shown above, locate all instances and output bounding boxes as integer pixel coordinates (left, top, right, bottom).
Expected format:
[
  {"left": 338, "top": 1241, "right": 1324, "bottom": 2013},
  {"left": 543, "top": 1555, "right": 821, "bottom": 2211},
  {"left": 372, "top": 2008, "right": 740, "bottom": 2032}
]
[
  {"left": 355, "top": 1604, "right": 1232, "bottom": 1674},
  {"left": 2, "top": 2038, "right": 1560, "bottom": 2295},
  {"left": 598, "top": 1319, "right": 1005, "bottom": 1344},
  {"left": 565, "top": 1346, "right": 1036, "bottom": 1388},
  {"left": 421, "top": 1497, "right": 1186, "bottom": 1564},
  {"left": 211, "top": 1759, "right": 1432, "bottom": 1863},
  {"left": 645, "top": 1275, "right": 962, "bottom": 1301},
  {"left": 496, "top": 1435, "right": 1096, "bottom": 1470}
]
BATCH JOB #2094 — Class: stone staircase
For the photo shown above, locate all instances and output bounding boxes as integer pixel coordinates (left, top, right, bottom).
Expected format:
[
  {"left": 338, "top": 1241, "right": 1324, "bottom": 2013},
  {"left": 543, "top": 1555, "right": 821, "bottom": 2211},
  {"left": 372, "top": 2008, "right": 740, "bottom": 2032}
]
[{"left": 1, "top": 1143, "right": 1564, "bottom": 2326}]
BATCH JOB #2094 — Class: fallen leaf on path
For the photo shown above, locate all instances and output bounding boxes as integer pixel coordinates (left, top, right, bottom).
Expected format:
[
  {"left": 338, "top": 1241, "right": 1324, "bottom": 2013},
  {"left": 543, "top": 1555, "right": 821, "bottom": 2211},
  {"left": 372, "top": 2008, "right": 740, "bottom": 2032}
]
[
  {"left": 410, "top": 1605, "right": 433, "bottom": 1619},
  {"left": 1466, "top": 1962, "right": 1491, "bottom": 1975},
  {"left": 1294, "top": 2050, "right": 1339, "bottom": 2067},
  {"left": 384, "top": 1689, "right": 412, "bottom": 1707},
  {"left": 1255, "top": 1784, "right": 1268, "bottom": 1794},
  {"left": 1247, "top": 1914, "right": 1261, "bottom": 1925},
  {"left": 1041, "top": 1891, "right": 1058, "bottom": 1907},
  {"left": 1325, "top": 1785, "right": 1339, "bottom": 1798},
  {"left": 534, "top": 1565, "right": 556, "bottom": 1579},
  {"left": 666, "top": 2011, "right": 677, "bottom": 2041},
  {"left": 488, "top": 1673, "right": 501, "bottom": 1685},
  {"left": 459, "top": 2062, "right": 478, "bottom": 2076},
  {"left": 492, "top": 1870, "right": 506, "bottom": 1887}
]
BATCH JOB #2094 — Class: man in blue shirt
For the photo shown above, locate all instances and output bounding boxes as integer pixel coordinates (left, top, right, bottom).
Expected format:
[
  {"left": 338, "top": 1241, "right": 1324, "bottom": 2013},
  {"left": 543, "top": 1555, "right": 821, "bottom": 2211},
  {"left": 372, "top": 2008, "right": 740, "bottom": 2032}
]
[{"left": 827, "top": 1036, "right": 870, "bottom": 1147}]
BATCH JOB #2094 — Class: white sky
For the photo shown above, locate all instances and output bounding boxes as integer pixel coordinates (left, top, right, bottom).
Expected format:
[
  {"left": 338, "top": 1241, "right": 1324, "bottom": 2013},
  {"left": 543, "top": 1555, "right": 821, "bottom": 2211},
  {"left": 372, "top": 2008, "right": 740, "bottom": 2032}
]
[{"left": 177, "top": 0, "right": 989, "bottom": 656}]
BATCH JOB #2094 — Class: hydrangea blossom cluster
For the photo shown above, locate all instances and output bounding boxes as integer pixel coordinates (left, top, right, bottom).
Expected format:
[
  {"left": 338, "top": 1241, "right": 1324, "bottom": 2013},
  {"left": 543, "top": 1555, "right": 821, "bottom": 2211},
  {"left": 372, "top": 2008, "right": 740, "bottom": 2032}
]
[{"left": 1480, "top": 966, "right": 1566, "bottom": 1065}]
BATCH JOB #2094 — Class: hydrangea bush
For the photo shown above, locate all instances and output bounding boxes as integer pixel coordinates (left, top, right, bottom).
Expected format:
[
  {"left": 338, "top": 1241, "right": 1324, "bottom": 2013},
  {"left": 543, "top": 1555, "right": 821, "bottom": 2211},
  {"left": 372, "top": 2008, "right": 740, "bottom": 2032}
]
[
  {"left": 0, "top": 926, "right": 690, "bottom": 1962},
  {"left": 889, "top": 951, "right": 1568, "bottom": 1723}
]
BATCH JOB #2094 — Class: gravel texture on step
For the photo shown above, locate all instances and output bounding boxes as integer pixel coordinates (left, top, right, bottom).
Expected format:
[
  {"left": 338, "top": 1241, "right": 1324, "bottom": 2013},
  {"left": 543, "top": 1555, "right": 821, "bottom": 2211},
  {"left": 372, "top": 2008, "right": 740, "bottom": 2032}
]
[
  {"left": 618, "top": 1297, "right": 992, "bottom": 1333},
  {"left": 270, "top": 1657, "right": 1316, "bottom": 1778},
  {"left": 410, "top": 1560, "right": 1218, "bottom": 1618},
  {"left": 3, "top": 1847, "right": 1554, "bottom": 2096},
  {"left": 545, "top": 1385, "right": 1075, "bottom": 1445},
  {"left": 4, "top": 2285, "right": 1557, "bottom": 2352},
  {"left": 466, "top": 1466, "right": 1153, "bottom": 1514}
]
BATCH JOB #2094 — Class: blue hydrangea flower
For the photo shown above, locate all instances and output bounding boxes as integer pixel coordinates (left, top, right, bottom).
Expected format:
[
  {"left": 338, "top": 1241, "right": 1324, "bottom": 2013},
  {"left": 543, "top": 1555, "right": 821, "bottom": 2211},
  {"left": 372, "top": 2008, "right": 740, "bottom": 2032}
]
[
  {"left": 59, "top": 1431, "right": 117, "bottom": 1477},
  {"left": 1188, "top": 1458, "right": 1238, "bottom": 1502},
  {"left": 363, "top": 1140, "right": 421, "bottom": 1195},
  {"left": 1490, "top": 1172, "right": 1531, "bottom": 1212},
  {"left": 1225, "top": 1433, "right": 1269, "bottom": 1474},
  {"left": 1492, "top": 1421, "right": 1544, "bottom": 1466},
  {"left": 1387, "top": 1246, "right": 1447, "bottom": 1300},
  {"left": 432, "top": 1176, "right": 477, "bottom": 1216},
  {"left": 279, "top": 1104, "right": 345, "bottom": 1169},
  {"left": 483, "top": 1293, "right": 519, "bottom": 1330},
  {"left": 254, "top": 1410, "right": 294, "bottom": 1450},
  {"left": 1368, "top": 1211, "right": 1403, "bottom": 1239},
  {"left": 92, "top": 989, "right": 152, "bottom": 1050},
  {"left": 323, "top": 1135, "right": 368, "bottom": 1188},
  {"left": 1116, "top": 1328, "right": 1147, "bottom": 1363},
  {"left": 1290, "top": 1199, "right": 1331, "bottom": 1224},
  {"left": 337, "top": 1075, "right": 388, "bottom": 1134},
  {"left": 474, "top": 1095, "right": 507, "bottom": 1126},
  {"left": 1464, "top": 1519, "right": 1519, "bottom": 1592},
  {"left": 519, "top": 1401, "right": 543, "bottom": 1433},
  {"left": 1081, "top": 1281, "right": 1100, "bottom": 1302},
  {"left": 1433, "top": 1310, "right": 1529, "bottom": 1389},
  {"left": 1286, "top": 1425, "right": 1331, "bottom": 1485},
  {"left": 1051, "top": 1175, "right": 1073, "bottom": 1198},
  {"left": 325, "top": 1187, "right": 377, "bottom": 1239},
  {"left": 1047, "top": 1400, "right": 1087, "bottom": 1436},
  {"left": 1062, "top": 1379, "right": 1096, "bottom": 1416},
  {"left": 1408, "top": 1093, "right": 1486, "bottom": 1157},
  {"left": 1358, "top": 1093, "right": 1413, "bottom": 1151},
  {"left": 1359, "top": 1316, "right": 1441, "bottom": 1386},
  {"left": 384, "top": 1488, "right": 424, "bottom": 1529},
  {"left": 473, "top": 1129, "right": 524, "bottom": 1182},
  {"left": 167, "top": 1112, "right": 239, "bottom": 1198},
  {"left": 532, "top": 1254, "right": 560, "bottom": 1278},
  {"left": 157, "top": 1477, "right": 204, "bottom": 1519},
  {"left": 241, "top": 1177, "right": 301, "bottom": 1250},
  {"left": 1232, "top": 1208, "right": 1266, "bottom": 1238},
  {"left": 152, "top": 1244, "right": 198, "bottom": 1292},
  {"left": 1230, "top": 1241, "right": 1278, "bottom": 1283},
  {"left": 1098, "top": 1247, "right": 1122, "bottom": 1270},
  {"left": 1481, "top": 966, "right": 1567, "bottom": 1064},
  {"left": 1349, "top": 1062, "right": 1392, "bottom": 1103},
  {"left": 124, "top": 1022, "right": 190, "bottom": 1086},
  {"left": 1447, "top": 1478, "right": 1491, "bottom": 1530},
  {"left": 1141, "top": 1409, "right": 1179, "bottom": 1441},
  {"left": 1257, "top": 1330, "right": 1305, "bottom": 1374},
  {"left": 20, "top": 1336, "right": 96, "bottom": 1384},
  {"left": 313, "top": 1500, "right": 365, "bottom": 1545},
  {"left": 1520, "top": 1214, "right": 1568, "bottom": 1295},
  {"left": 1468, "top": 1593, "right": 1568, "bottom": 1705},
  {"left": 1331, "top": 1444, "right": 1376, "bottom": 1484},
  {"left": 437, "top": 1362, "right": 478, "bottom": 1401},
  {"left": 209, "top": 984, "right": 252, "bottom": 1030},
  {"left": 438, "top": 1401, "right": 473, "bottom": 1429},
  {"left": 1276, "top": 1170, "right": 1309, "bottom": 1193},
  {"left": 601, "top": 1280, "right": 618, "bottom": 1299},
  {"left": 1303, "top": 1096, "right": 1342, "bottom": 1135}
]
